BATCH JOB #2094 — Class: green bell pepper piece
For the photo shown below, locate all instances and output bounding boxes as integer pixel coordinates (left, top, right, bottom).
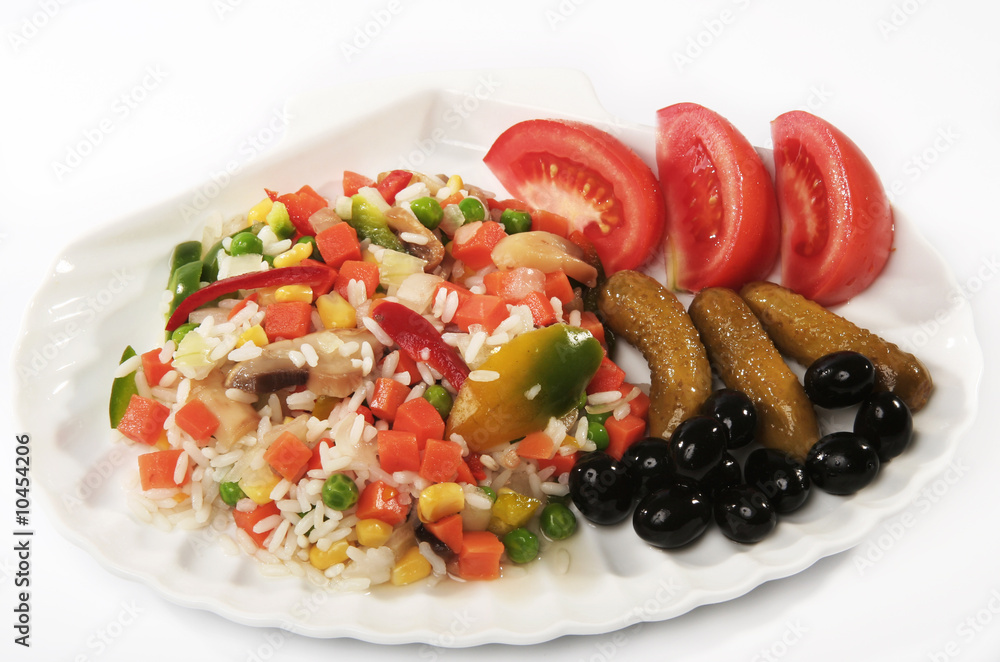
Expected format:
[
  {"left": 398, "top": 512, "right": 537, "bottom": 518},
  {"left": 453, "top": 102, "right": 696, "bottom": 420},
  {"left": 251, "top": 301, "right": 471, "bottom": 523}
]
[
  {"left": 349, "top": 195, "right": 405, "bottom": 252},
  {"left": 109, "top": 346, "right": 138, "bottom": 427}
]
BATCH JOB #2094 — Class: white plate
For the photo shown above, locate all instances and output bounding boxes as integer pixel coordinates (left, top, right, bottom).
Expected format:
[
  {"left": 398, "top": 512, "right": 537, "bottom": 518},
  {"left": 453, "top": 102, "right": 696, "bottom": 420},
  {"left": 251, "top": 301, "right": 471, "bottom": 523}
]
[{"left": 15, "top": 69, "right": 983, "bottom": 646}]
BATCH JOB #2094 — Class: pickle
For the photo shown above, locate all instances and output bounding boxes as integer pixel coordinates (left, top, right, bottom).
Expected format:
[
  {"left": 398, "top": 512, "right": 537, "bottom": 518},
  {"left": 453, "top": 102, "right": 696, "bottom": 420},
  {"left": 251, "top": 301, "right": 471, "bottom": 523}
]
[
  {"left": 740, "top": 281, "right": 932, "bottom": 412},
  {"left": 598, "top": 271, "right": 712, "bottom": 438},
  {"left": 689, "top": 287, "right": 819, "bottom": 461}
]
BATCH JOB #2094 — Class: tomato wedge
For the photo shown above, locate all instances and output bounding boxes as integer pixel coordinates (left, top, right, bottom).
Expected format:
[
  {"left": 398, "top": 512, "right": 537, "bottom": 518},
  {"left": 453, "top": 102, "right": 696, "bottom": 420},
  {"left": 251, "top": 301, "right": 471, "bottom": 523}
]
[
  {"left": 655, "top": 103, "right": 780, "bottom": 292},
  {"left": 483, "top": 119, "right": 666, "bottom": 274},
  {"left": 771, "top": 111, "right": 893, "bottom": 306}
]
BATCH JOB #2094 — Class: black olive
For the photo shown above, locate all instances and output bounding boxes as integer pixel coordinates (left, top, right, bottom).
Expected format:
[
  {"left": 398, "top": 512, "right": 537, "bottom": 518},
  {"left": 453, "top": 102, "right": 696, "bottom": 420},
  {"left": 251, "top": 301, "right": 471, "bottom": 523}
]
[
  {"left": 632, "top": 482, "right": 711, "bottom": 549},
  {"left": 700, "top": 452, "right": 742, "bottom": 500},
  {"left": 854, "top": 392, "right": 913, "bottom": 462},
  {"left": 413, "top": 523, "right": 454, "bottom": 558},
  {"left": 714, "top": 485, "right": 777, "bottom": 544},
  {"left": 668, "top": 415, "right": 728, "bottom": 481},
  {"left": 621, "top": 437, "right": 675, "bottom": 499},
  {"left": 804, "top": 351, "right": 876, "bottom": 408},
  {"left": 806, "top": 432, "right": 881, "bottom": 495},
  {"left": 743, "top": 448, "right": 811, "bottom": 514},
  {"left": 701, "top": 389, "right": 757, "bottom": 449},
  {"left": 569, "top": 452, "right": 636, "bottom": 525}
]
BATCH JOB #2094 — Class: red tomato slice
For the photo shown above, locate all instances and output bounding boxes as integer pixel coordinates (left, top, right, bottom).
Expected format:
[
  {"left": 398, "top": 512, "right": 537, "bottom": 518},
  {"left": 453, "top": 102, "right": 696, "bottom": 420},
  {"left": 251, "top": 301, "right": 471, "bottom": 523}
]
[
  {"left": 483, "top": 119, "right": 666, "bottom": 274},
  {"left": 655, "top": 103, "right": 780, "bottom": 291},
  {"left": 771, "top": 111, "right": 893, "bottom": 306}
]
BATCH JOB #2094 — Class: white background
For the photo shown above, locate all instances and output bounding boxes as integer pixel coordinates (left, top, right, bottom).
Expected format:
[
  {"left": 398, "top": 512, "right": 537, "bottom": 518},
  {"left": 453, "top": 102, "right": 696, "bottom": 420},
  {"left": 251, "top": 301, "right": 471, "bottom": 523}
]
[{"left": 2, "top": 1, "right": 999, "bottom": 661}]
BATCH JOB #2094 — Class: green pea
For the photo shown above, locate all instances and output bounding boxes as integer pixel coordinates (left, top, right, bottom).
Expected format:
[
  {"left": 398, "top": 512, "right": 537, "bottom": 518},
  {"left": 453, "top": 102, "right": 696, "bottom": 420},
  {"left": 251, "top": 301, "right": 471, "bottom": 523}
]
[
  {"left": 296, "top": 235, "right": 322, "bottom": 262},
  {"left": 479, "top": 486, "right": 497, "bottom": 503},
  {"left": 540, "top": 502, "right": 577, "bottom": 540},
  {"left": 410, "top": 197, "right": 444, "bottom": 230},
  {"left": 170, "top": 323, "right": 199, "bottom": 346},
  {"left": 502, "top": 527, "right": 539, "bottom": 564},
  {"left": 322, "top": 473, "right": 359, "bottom": 511},
  {"left": 577, "top": 391, "right": 589, "bottom": 410},
  {"left": 587, "top": 409, "right": 611, "bottom": 425},
  {"left": 229, "top": 231, "right": 264, "bottom": 256},
  {"left": 458, "top": 197, "right": 486, "bottom": 223},
  {"left": 423, "top": 384, "right": 453, "bottom": 419},
  {"left": 219, "top": 482, "right": 246, "bottom": 507},
  {"left": 587, "top": 420, "right": 610, "bottom": 451},
  {"left": 499, "top": 208, "right": 532, "bottom": 234}
]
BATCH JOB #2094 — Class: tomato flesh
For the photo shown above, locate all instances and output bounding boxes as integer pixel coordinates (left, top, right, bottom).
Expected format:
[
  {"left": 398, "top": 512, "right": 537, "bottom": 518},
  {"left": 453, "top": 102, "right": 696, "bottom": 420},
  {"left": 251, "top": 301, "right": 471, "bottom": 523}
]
[
  {"left": 771, "top": 111, "right": 893, "bottom": 306},
  {"left": 484, "top": 119, "right": 666, "bottom": 274},
  {"left": 656, "top": 103, "right": 780, "bottom": 292}
]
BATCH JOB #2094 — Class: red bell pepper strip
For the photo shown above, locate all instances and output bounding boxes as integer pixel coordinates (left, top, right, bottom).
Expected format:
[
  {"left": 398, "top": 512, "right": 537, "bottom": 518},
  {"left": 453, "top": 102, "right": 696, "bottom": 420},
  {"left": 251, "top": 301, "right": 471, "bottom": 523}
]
[
  {"left": 370, "top": 300, "right": 470, "bottom": 391},
  {"left": 165, "top": 265, "right": 331, "bottom": 332}
]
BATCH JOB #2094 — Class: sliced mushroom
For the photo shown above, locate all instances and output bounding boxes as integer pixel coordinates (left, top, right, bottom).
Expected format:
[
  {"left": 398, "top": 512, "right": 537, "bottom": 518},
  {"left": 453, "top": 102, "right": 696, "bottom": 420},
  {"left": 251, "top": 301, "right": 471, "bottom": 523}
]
[
  {"left": 225, "top": 328, "right": 384, "bottom": 398},
  {"left": 385, "top": 207, "right": 445, "bottom": 271},
  {"left": 490, "top": 231, "right": 599, "bottom": 287}
]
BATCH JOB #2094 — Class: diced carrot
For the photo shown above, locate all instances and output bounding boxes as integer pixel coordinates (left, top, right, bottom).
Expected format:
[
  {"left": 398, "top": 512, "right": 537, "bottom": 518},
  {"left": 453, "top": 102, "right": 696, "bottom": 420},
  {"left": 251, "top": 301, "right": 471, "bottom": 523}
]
[
  {"left": 605, "top": 414, "right": 647, "bottom": 460},
  {"left": 315, "top": 222, "right": 362, "bottom": 270},
  {"left": 458, "top": 530, "right": 504, "bottom": 581},
  {"left": 451, "top": 221, "right": 507, "bottom": 271},
  {"left": 620, "top": 384, "right": 651, "bottom": 421},
  {"left": 439, "top": 191, "right": 464, "bottom": 209},
  {"left": 455, "top": 459, "right": 476, "bottom": 485},
  {"left": 482, "top": 267, "right": 545, "bottom": 304},
  {"left": 263, "top": 431, "right": 313, "bottom": 483},
  {"left": 174, "top": 399, "right": 219, "bottom": 444},
  {"left": 587, "top": 356, "right": 627, "bottom": 394},
  {"left": 306, "top": 438, "right": 333, "bottom": 472},
  {"left": 377, "top": 429, "right": 421, "bottom": 473},
  {"left": 520, "top": 290, "right": 557, "bottom": 327},
  {"left": 392, "top": 350, "right": 420, "bottom": 386},
  {"left": 424, "top": 513, "right": 464, "bottom": 554},
  {"left": 578, "top": 311, "right": 607, "bottom": 346},
  {"left": 392, "top": 397, "right": 445, "bottom": 450},
  {"left": 368, "top": 378, "right": 411, "bottom": 423},
  {"left": 419, "top": 439, "right": 464, "bottom": 483},
  {"left": 537, "top": 451, "right": 578, "bottom": 477},
  {"left": 544, "top": 270, "right": 575, "bottom": 305},
  {"left": 433, "top": 281, "right": 474, "bottom": 311},
  {"left": 137, "top": 449, "right": 191, "bottom": 490},
  {"left": 140, "top": 348, "right": 172, "bottom": 386},
  {"left": 451, "top": 294, "right": 509, "bottom": 333},
  {"left": 227, "top": 292, "right": 259, "bottom": 321},
  {"left": 516, "top": 430, "right": 558, "bottom": 460},
  {"left": 530, "top": 209, "right": 570, "bottom": 237},
  {"left": 299, "top": 258, "right": 337, "bottom": 297},
  {"left": 342, "top": 171, "right": 374, "bottom": 197},
  {"left": 334, "top": 260, "right": 380, "bottom": 301},
  {"left": 263, "top": 301, "right": 313, "bottom": 341},
  {"left": 233, "top": 500, "right": 281, "bottom": 548},
  {"left": 356, "top": 480, "right": 410, "bottom": 526},
  {"left": 117, "top": 394, "right": 170, "bottom": 445}
]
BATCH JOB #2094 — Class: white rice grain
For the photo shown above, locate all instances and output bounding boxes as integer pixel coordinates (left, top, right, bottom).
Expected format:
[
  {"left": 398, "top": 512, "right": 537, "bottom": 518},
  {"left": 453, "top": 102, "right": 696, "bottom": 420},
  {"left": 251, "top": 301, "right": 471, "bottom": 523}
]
[
  {"left": 442, "top": 290, "right": 459, "bottom": 323},
  {"left": 362, "top": 317, "right": 393, "bottom": 347},
  {"left": 381, "top": 351, "right": 400, "bottom": 378},
  {"left": 588, "top": 390, "right": 623, "bottom": 406},
  {"left": 228, "top": 343, "right": 263, "bottom": 362},
  {"left": 114, "top": 354, "right": 142, "bottom": 378},
  {"left": 288, "top": 350, "right": 307, "bottom": 368},
  {"left": 468, "top": 369, "right": 500, "bottom": 383},
  {"left": 464, "top": 331, "right": 487, "bottom": 363},
  {"left": 158, "top": 370, "right": 179, "bottom": 388},
  {"left": 419, "top": 542, "right": 447, "bottom": 576},
  {"left": 270, "top": 479, "right": 292, "bottom": 501},
  {"left": 253, "top": 514, "right": 283, "bottom": 535},
  {"left": 210, "top": 449, "right": 244, "bottom": 468},
  {"left": 173, "top": 452, "right": 189, "bottom": 486},
  {"left": 225, "top": 388, "right": 258, "bottom": 404},
  {"left": 524, "top": 384, "right": 541, "bottom": 400},
  {"left": 159, "top": 341, "right": 176, "bottom": 364},
  {"left": 399, "top": 232, "right": 428, "bottom": 245}
]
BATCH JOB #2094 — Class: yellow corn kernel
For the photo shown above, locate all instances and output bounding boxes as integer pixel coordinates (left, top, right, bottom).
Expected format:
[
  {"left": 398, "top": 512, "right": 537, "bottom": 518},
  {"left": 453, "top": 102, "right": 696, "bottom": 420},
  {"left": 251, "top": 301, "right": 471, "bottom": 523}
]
[
  {"left": 355, "top": 518, "right": 393, "bottom": 548},
  {"left": 418, "top": 482, "right": 465, "bottom": 523},
  {"left": 274, "top": 284, "right": 314, "bottom": 303},
  {"left": 247, "top": 198, "right": 273, "bottom": 225},
  {"left": 316, "top": 292, "right": 356, "bottom": 329},
  {"left": 153, "top": 430, "right": 170, "bottom": 450},
  {"left": 309, "top": 540, "right": 352, "bottom": 570},
  {"left": 391, "top": 546, "right": 432, "bottom": 586},
  {"left": 488, "top": 488, "right": 541, "bottom": 536},
  {"left": 312, "top": 395, "right": 338, "bottom": 420},
  {"left": 445, "top": 174, "right": 463, "bottom": 195},
  {"left": 239, "top": 465, "right": 281, "bottom": 505},
  {"left": 272, "top": 241, "right": 313, "bottom": 268},
  {"left": 237, "top": 324, "right": 268, "bottom": 349}
]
